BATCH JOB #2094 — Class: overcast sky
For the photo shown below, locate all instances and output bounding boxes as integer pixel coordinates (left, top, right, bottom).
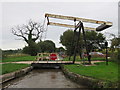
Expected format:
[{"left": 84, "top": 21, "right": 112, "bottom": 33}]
[{"left": 1, "top": 1, "right": 119, "bottom": 50}]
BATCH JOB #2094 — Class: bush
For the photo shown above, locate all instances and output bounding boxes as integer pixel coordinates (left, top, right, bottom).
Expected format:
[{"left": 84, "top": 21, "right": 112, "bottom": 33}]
[
  {"left": 23, "top": 42, "right": 39, "bottom": 56},
  {"left": 110, "top": 50, "right": 119, "bottom": 63},
  {"left": 2, "top": 52, "right": 8, "bottom": 60}
]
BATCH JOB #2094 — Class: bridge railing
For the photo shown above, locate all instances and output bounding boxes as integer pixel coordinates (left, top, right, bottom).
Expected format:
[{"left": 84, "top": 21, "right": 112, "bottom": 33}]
[{"left": 33, "top": 60, "right": 73, "bottom": 64}]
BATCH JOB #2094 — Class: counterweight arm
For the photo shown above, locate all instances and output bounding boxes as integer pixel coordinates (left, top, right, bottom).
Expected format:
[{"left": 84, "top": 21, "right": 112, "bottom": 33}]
[{"left": 45, "top": 13, "right": 112, "bottom": 31}]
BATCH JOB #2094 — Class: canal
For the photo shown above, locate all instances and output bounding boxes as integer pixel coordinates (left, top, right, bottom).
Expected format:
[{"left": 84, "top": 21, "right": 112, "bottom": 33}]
[{"left": 3, "top": 69, "right": 87, "bottom": 89}]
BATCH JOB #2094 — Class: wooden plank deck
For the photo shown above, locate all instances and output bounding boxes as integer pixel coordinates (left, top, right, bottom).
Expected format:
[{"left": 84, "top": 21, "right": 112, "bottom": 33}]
[{"left": 32, "top": 60, "right": 73, "bottom": 64}]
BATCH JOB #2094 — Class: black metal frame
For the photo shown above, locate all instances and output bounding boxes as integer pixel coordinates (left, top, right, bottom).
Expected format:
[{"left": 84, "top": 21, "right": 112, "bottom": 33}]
[{"left": 70, "top": 21, "right": 91, "bottom": 64}]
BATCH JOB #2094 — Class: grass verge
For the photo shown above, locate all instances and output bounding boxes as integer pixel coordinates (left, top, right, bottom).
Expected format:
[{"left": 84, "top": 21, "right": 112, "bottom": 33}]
[
  {"left": 64, "top": 62, "right": 118, "bottom": 83},
  {"left": 1, "top": 56, "right": 36, "bottom": 62},
  {"left": 1, "top": 63, "right": 30, "bottom": 75}
]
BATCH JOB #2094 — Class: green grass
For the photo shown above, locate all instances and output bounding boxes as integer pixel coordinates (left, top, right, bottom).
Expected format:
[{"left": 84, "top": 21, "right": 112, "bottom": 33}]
[
  {"left": 64, "top": 62, "right": 118, "bottom": 82},
  {"left": 85, "top": 57, "right": 105, "bottom": 61},
  {"left": 1, "top": 63, "right": 30, "bottom": 75},
  {"left": 1, "top": 56, "right": 36, "bottom": 62},
  {"left": 63, "top": 56, "right": 106, "bottom": 61}
]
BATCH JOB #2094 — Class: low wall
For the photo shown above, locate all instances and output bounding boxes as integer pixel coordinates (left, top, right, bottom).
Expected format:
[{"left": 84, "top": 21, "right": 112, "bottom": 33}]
[
  {"left": 0, "top": 66, "right": 33, "bottom": 84},
  {"left": 61, "top": 65, "right": 118, "bottom": 88}
]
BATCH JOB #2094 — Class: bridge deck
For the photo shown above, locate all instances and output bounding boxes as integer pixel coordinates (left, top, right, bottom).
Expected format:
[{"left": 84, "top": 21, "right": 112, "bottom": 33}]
[
  {"left": 32, "top": 60, "right": 73, "bottom": 64},
  {"left": 31, "top": 61, "right": 73, "bottom": 68}
]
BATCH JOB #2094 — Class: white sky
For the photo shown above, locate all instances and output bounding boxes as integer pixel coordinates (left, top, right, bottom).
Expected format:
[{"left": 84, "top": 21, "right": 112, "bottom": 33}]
[{"left": 0, "top": 0, "right": 119, "bottom": 50}]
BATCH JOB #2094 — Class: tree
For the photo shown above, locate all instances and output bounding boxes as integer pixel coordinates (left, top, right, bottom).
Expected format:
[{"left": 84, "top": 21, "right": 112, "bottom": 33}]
[
  {"left": 12, "top": 20, "right": 44, "bottom": 47},
  {"left": 12, "top": 20, "right": 44, "bottom": 56},
  {"left": 85, "top": 31, "right": 105, "bottom": 51},
  {"left": 109, "top": 37, "right": 120, "bottom": 63},
  {"left": 37, "top": 40, "right": 56, "bottom": 53},
  {"left": 60, "top": 29, "right": 74, "bottom": 55},
  {"left": 111, "top": 37, "right": 120, "bottom": 51},
  {"left": 85, "top": 31, "right": 105, "bottom": 42},
  {"left": 22, "top": 42, "right": 39, "bottom": 56},
  {"left": 56, "top": 47, "right": 65, "bottom": 52},
  {"left": 60, "top": 29, "right": 105, "bottom": 55}
]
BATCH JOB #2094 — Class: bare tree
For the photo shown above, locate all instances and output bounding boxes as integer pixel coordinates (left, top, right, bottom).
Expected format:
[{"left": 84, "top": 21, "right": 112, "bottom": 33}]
[{"left": 12, "top": 20, "right": 44, "bottom": 46}]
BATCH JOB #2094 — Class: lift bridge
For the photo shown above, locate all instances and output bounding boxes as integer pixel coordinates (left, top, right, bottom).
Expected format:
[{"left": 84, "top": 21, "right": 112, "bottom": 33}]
[{"left": 32, "top": 13, "right": 112, "bottom": 68}]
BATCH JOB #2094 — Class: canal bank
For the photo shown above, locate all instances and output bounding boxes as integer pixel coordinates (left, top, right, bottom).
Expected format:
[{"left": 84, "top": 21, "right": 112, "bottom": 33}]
[
  {"left": 2, "top": 62, "right": 117, "bottom": 89},
  {"left": 2, "top": 69, "right": 87, "bottom": 89},
  {"left": 61, "top": 65, "right": 101, "bottom": 88},
  {"left": 1, "top": 62, "right": 99, "bottom": 89},
  {"left": 61, "top": 64, "right": 118, "bottom": 88},
  {"left": 1, "top": 66, "right": 33, "bottom": 86}
]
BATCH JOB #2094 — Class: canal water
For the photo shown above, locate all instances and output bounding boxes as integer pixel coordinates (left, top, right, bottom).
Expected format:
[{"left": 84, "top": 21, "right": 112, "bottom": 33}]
[{"left": 3, "top": 69, "right": 87, "bottom": 89}]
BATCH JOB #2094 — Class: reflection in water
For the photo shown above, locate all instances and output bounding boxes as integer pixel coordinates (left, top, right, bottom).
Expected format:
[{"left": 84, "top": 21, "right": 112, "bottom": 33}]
[{"left": 3, "top": 69, "right": 87, "bottom": 88}]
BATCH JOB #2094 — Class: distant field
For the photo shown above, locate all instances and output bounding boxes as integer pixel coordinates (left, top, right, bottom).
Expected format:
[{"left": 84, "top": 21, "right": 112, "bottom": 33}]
[
  {"left": 1, "top": 56, "right": 36, "bottom": 62},
  {"left": 1, "top": 63, "right": 30, "bottom": 75},
  {"left": 64, "top": 62, "right": 118, "bottom": 82}
]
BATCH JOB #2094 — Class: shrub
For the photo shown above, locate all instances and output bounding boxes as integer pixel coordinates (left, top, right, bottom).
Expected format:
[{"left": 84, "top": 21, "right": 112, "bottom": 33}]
[
  {"left": 23, "top": 42, "right": 39, "bottom": 56},
  {"left": 110, "top": 50, "right": 119, "bottom": 63}
]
